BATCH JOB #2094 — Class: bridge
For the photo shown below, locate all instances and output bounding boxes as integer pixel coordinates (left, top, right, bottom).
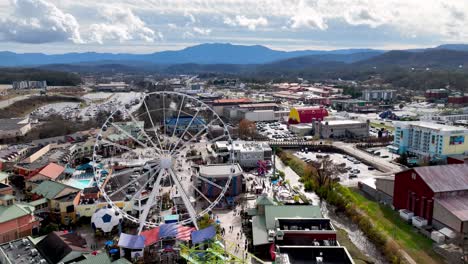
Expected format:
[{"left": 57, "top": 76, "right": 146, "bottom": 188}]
[{"left": 258, "top": 140, "right": 404, "bottom": 174}]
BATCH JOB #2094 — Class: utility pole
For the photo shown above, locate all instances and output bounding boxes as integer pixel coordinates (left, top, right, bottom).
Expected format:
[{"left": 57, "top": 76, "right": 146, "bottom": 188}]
[{"left": 272, "top": 147, "right": 276, "bottom": 179}]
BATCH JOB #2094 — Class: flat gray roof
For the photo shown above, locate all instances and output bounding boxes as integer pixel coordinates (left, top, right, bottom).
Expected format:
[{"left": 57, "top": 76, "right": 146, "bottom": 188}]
[{"left": 199, "top": 163, "right": 243, "bottom": 178}]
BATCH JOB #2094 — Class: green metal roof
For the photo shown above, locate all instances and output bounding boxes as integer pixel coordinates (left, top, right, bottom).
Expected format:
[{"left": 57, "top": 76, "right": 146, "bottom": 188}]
[
  {"left": 0, "top": 203, "right": 34, "bottom": 223},
  {"left": 29, "top": 235, "right": 47, "bottom": 245},
  {"left": 76, "top": 253, "right": 132, "bottom": 264},
  {"left": 107, "top": 134, "right": 127, "bottom": 142},
  {"left": 31, "top": 180, "right": 78, "bottom": 200},
  {"left": 0, "top": 194, "right": 15, "bottom": 201},
  {"left": 255, "top": 195, "right": 277, "bottom": 206},
  {"left": 264, "top": 205, "right": 322, "bottom": 230},
  {"left": 252, "top": 216, "right": 269, "bottom": 246},
  {"left": 76, "top": 253, "right": 111, "bottom": 264},
  {"left": 28, "top": 198, "right": 48, "bottom": 206}
]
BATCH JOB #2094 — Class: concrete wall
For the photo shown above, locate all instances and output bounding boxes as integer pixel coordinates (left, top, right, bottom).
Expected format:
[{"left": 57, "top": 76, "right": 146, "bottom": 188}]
[
  {"left": 243, "top": 110, "right": 276, "bottom": 122},
  {"left": 375, "top": 178, "right": 394, "bottom": 198},
  {"left": 318, "top": 122, "right": 369, "bottom": 139},
  {"left": 25, "top": 145, "right": 51, "bottom": 163},
  {"left": 433, "top": 199, "right": 463, "bottom": 233}
]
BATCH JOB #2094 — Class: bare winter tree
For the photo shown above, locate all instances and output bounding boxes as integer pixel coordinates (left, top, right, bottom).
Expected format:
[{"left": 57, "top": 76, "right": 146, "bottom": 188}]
[{"left": 311, "top": 157, "right": 345, "bottom": 190}]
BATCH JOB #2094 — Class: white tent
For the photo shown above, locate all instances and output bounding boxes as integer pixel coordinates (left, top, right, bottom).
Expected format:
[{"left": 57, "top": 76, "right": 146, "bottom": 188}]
[{"left": 91, "top": 206, "right": 123, "bottom": 233}]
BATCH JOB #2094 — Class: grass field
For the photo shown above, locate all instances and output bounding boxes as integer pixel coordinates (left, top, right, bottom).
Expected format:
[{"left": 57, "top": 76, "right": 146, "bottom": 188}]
[
  {"left": 345, "top": 188, "right": 443, "bottom": 264},
  {"left": 370, "top": 122, "right": 395, "bottom": 132}
]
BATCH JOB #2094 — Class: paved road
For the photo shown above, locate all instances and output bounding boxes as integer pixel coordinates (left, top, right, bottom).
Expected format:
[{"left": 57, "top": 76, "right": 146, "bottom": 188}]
[
  {"left": 331, "top": 141, "right": 404, "bottom": 174},
  {"left": 0, "top": 94, "right": 34, "bottom": 109}
]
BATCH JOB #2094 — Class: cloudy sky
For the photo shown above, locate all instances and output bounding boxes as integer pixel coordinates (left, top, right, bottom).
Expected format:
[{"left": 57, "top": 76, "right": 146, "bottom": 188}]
[{"left": 0, "top": 0, "right": 467, "bottom": 54}]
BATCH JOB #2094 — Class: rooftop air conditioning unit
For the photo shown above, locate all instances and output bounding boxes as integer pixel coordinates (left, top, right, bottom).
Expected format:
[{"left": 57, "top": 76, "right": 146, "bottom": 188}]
[{"left": 276, "top": 230, "right": 284, "bottom": 241}]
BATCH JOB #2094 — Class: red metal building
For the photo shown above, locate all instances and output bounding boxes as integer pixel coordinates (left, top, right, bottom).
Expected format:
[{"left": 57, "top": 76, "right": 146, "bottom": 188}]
[
  {"left": 288, "top": 107, "right": 328, "bottom": 124},
  {"left": 393, "top": 164, "right": 468, "bottom": 224}
]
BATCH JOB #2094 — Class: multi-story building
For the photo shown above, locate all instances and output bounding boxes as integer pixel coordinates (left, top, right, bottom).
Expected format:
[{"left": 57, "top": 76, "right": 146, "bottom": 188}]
[
  {"left": 362, "top": 89, "right": 396, "bottom": 101},
  {"left": 0, "top": 194, "right": 40, "bottom": 244},
  {"left": 447, "top": 93, "right": 468, "bottom": 106},
  {"left": 391, "top": 121, "right": 468, "bottom": 162},
  {"left": 165, "top": 116, "right": 206, "bottom": 135},
  {"left": 214, "top": 141, "right": 272, "bottom": 168},
  {"left": 423, "top": 113, "right": 468, "bottom": 126},
  {"left": 248, "top": 194, "right": 353, "bottom": 263},
  {"left": 31, "top": 180, "right": 80, "bottom": 225},
  {"left": 331, "top": 99, "right": 377, "bottom": 113},
  {"left": 12, "top": 80, "right": 47, "bottom": 90},
  {"left": 425, "top": 89, "right": 449, "bottom": 103},
  {"left": 313, "top": 120, "right": 369, "bottom": 139}
]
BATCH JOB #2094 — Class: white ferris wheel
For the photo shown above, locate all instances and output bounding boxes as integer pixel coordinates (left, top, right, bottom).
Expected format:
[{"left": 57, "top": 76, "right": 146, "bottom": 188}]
[{"left": 92, "top": 91, "right": 235, "bottom": 234}]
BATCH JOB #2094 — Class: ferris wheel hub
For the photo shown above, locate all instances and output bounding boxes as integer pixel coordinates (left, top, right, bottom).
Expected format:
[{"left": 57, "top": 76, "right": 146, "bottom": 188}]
[{"left": 160, "top": 154, "right": 173, "bottom": 169}]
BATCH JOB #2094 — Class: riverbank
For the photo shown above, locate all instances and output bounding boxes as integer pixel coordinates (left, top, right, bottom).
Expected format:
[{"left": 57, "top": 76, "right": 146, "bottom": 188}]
[
  {"left": 276, "top": 149, "right": 443, "bottom": 264},
  {"left": 274, "top": 154, "right": 385, "bottom": 263}
]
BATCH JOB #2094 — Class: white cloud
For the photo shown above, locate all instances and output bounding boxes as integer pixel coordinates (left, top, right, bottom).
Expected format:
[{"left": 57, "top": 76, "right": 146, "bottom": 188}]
[
  {"left": 0, "top": 0, "right": 82, "bottom": 43},
  {"left": 2, "top": 0, "right": 468, "bottom": 49},
  {"left": 184, "top": 11, "right": 197, "bottom": 26},
  {"left": 344, "top": 7, "right": 385, "bottom": 28},
  {"left": 224, "top": 15, "right": 268, "bottom": 30},
  {"left": 88, "top": 6, "right": 161, "bottom": 44},
  {"left": 192, "top": 27, "right": 211, "bottom": 35}
]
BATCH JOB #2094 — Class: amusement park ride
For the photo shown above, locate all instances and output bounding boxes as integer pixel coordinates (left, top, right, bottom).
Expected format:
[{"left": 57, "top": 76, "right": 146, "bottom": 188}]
[{"left": 89, "top": 92, "right": 257, "bottom": 263}]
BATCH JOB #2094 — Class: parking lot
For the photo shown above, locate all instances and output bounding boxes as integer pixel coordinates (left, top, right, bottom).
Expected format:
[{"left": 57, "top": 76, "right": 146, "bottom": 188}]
[
  {"left": 294, "top": 151, "right": 382, "bottom": 187},
  {"left": 31, "top": 92, "right": 143, "bottom": 121},
  {"left": 256, "top": 121, "right": 302, "bottom": 141},
  {"left": 365, "top": 146, "right": 398, "bottom": 162}
]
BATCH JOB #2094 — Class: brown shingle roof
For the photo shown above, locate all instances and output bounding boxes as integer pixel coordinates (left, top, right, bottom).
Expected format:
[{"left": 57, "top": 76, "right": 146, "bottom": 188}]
[{"left": 414, "top": 164, "right": 468, "bottom": 193}]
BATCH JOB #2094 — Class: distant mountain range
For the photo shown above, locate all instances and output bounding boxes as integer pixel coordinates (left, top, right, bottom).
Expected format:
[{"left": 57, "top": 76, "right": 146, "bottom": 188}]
[
  {"left": 0, "top": 43, "right": 385, "bottom": 66},
  {"left": 1, "top": 43, "right": 468, "bottom": 76}
]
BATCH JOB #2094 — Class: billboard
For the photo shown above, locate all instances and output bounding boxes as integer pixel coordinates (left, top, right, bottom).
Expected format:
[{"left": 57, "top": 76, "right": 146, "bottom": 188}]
[{"left": 449, "top": 135, "right": 465, "bottom": 145}]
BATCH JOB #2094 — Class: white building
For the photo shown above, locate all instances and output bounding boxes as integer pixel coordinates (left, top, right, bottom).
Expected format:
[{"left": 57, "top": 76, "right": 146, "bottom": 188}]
[
  {"left": 392, "top": 121, "right": 468, "bottom": 161},
  {"left": 214, "top": 141, "right": 272, "bottom": 168},
  {"left": 422, "top": 113, "right": 468, "bottom": 125},
  {"left": 362, "top": 89, "right": 396, "bottom": 101},
  {"left": 313, "top": 120, "right": 369, "bottom": 139},
  {"left": 12, "top": 81, "right": 47, "bottom": 90},
  {"left": 239, "top": 110, "right": 276, "bottom": 122}
]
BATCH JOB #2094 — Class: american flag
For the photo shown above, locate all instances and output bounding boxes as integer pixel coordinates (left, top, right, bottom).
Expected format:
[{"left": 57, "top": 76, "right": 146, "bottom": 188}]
[
  {"left": 177, "top": 225, "right": 196, "bottom": 241},
  {"left": 141, "top": 224, "right": 195, "bottom": 245}
]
